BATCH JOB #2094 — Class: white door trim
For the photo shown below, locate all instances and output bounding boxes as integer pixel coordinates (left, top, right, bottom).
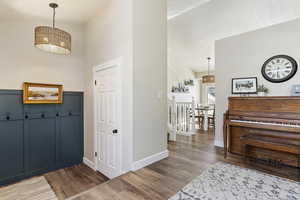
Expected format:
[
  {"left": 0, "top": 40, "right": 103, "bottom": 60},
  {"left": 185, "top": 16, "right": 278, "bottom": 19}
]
[
  {"left": 93, "top": 57, "right": 123, "bottom": 178},
  {"left": 93, "top": 58, "right": 122, "bottom": 73}
]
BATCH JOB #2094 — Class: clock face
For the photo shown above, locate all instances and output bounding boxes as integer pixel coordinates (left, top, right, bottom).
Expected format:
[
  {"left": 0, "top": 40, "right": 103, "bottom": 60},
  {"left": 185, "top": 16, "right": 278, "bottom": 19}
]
[{"left": 262, "top": 55, "right": 297, "bottom": 83}]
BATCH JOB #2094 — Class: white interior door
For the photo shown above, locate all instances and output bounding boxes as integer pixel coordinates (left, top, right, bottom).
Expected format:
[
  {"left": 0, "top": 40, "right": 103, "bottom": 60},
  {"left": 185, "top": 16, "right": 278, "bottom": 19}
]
[{"left": 94, "top": 64, "right": 121, "bottom": 179}]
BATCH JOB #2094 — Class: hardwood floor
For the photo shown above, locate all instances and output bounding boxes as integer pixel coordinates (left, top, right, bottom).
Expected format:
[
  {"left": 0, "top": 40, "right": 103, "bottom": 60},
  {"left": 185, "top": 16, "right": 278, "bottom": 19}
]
[
  {"left": 51, "top": 129, "right": 299, "bottom": 200},
  {"left": 0, "top": 177, "right": 57, "bottom": 200},
  {"left": 44, "top": 164, "right": 109, "bottom": 200},
  {"left": 66, "top": 129, "right": 268, "bottom": 200}
]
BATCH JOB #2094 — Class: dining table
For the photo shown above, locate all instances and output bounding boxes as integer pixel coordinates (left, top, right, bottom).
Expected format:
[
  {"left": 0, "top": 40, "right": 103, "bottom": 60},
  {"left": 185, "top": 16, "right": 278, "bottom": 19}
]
[{"left": 195, "top": 106, "right": 214, "bottom": 131}]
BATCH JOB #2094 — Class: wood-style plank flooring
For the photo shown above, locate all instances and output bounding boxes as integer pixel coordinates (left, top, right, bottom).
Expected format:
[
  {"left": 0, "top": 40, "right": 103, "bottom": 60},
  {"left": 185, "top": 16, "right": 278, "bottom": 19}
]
[
  {"left": 44, "top": 163, "right": 109, "bottom": 200},
  {"left": 0, "top": 177, "right": 57, "bottom": 200},
  {"left": 67, "top": 129, "right": 299, "bottom": 200},
  {"left": 45, "top": 128, "right": 299, "bottom": 200}
]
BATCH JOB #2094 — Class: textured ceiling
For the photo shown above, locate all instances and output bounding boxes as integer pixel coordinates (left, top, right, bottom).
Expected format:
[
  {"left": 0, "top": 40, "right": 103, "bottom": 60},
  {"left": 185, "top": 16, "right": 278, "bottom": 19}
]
[{"left": 0, "top": 0, "right": 107, "bottom": 23}]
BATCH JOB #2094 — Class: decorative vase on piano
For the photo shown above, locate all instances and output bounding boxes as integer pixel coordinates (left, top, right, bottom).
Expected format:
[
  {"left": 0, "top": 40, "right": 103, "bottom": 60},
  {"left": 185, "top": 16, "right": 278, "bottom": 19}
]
[
  {"left": 258, "top": 92, "right": 265, "bottom": 96},
  {"left": 257, "top": 84, "right": 269, "bottom": 96}
]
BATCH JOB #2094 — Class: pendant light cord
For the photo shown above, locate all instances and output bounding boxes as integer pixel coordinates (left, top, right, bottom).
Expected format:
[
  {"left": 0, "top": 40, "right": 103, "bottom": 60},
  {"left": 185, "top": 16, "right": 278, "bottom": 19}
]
[
  {"left": 53, "top": 6, "right": 56, "bottom": 28},
  {"left": 207, "top": 57, "right": 211, "bottom": 76}
]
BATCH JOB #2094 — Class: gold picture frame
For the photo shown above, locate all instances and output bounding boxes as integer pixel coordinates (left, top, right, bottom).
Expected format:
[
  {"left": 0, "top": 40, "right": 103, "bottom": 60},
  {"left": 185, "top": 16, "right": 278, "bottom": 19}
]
[{"left": 23, "top": 82, "right": 63, "bottom": 104}]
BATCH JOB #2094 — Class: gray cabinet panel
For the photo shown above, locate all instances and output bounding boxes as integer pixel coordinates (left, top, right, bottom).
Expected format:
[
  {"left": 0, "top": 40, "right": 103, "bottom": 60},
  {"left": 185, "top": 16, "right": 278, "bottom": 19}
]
[
  {"left": 0, "top": 121, "right": 24, "bottom": 182},
  {"left": 59, "top": 93, "right": 82, "bottom": 116},
  {"left": 58, "top": 116, "right": 82, "bottom": 165},
  {"left": 27, "top": 118, "right": 56, "bottom": 174},
  {"left": 0, "top": 91, "right": 24, "bottom": 183},
  {"left": 25, "top": 104, "right": 57, "bottom": 119},
  {"left": 0, "top": 91, "right": 23, "bottom": 117}
]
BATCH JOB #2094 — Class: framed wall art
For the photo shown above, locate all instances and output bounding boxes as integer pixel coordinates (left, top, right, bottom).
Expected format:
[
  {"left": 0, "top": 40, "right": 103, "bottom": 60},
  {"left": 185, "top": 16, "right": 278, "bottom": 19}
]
[
  {"left": 23, "top": 82, "right": 63, "bottom": 104},
  {"left": 232, "top": 77, "right": 257, "bottom": 94}
]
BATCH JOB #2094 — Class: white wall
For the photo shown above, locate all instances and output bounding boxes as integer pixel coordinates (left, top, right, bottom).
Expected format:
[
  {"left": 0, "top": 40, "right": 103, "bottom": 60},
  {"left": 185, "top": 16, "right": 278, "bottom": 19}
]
[
  {"left": 0, "top": 20, "right": 85, "bottom": 91},
  {"left": 168, "top": 66, "right": 200, "bottom": 103},
  {"left": 132, "top": 0, "right": 168, "bottom": 161},
  {"left": 84, "top": 0, "right": 133, "bottom": 172},
  {"left": 215, "top": 18, "right": 300, "bottom": 146},
  {"left": 168, "top": 65, "right": 195, "bottom": 92},
  {"left": 84, "top": 0, "right": 168, "bottom": 170}
]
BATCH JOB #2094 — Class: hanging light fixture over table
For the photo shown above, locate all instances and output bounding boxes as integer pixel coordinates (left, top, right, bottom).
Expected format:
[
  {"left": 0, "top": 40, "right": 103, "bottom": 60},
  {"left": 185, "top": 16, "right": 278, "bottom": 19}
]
[
  {"left": 34, "top": 3, "right": 71, "bottom": 55},
  {"left": 202, "top": 57, "right": 215, "bottom": 83}
]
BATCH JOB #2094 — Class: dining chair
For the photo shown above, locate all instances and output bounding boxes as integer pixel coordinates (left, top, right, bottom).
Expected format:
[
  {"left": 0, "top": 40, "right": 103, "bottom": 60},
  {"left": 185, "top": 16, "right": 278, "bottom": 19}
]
[
  {"left": 208, "top": 105, "right": 215, "bottom": 132},
  {"left": 194, "top": 105, "right": 205, "bottom": 128}
]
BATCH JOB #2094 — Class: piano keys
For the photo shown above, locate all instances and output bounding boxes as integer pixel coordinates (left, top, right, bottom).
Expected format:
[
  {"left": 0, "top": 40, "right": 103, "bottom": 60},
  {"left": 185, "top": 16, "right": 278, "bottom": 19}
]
[
  {"left": 230, "top": 119, "right": 300, "bottom": 128},
  {"left": 223, "top": 96, "right": 300, "bottom": 168}
]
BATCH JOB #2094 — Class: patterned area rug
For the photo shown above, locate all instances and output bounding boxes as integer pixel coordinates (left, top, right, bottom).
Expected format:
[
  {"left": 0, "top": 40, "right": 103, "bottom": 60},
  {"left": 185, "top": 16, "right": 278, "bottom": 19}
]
[
  {"left": 169, "top": 162, "right": 300, "bottom": 200},
  {"left": 0, "top": 176, "right": 57, "bottom": 200}
]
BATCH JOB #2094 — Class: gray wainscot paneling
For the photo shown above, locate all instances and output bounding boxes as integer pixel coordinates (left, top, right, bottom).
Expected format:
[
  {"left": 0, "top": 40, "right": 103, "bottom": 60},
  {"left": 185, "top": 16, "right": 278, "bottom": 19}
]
[{"left": 0, "top": 90, "right": 83, "bottom": 186}]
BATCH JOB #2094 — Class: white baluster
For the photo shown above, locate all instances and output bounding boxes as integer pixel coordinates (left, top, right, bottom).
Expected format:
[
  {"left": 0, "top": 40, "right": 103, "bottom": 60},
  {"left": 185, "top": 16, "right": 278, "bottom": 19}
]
[
  {"left": 169, "top": 98, "right": 196, "bottom": 136},
  {"left": 171, "top": 97, "right": 177, "bottom": 140},
  {"left": 191, "top": 97, "right": 195, "bottom": 132},
  {"left": 186, "top": 103, "right": 189, "bottom": 132}
]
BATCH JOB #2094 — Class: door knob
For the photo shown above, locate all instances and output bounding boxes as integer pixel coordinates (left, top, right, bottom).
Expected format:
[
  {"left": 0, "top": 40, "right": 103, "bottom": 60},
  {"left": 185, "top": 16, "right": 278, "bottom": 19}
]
[{"left": 112, "top": 129, "right": 118, "bottom": 134}]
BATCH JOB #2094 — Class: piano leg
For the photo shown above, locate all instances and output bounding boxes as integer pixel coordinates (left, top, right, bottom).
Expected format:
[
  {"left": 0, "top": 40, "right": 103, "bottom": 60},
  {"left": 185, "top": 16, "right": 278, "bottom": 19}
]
[
  {"left": 223, "top": 123, "right": 227, "bottom": 158},
  {"left": 242, "top": 144, "right": 248, "bottom": 164},
  {"left": 298, "top": 156, "right": 300, "bottom": 179}
]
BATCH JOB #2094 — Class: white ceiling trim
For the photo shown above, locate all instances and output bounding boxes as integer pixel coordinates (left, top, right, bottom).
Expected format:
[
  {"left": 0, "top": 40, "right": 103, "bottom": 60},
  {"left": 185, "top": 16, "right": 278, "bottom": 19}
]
[{"left": 168, "top": 0, "right": 211, "bottom": 20}]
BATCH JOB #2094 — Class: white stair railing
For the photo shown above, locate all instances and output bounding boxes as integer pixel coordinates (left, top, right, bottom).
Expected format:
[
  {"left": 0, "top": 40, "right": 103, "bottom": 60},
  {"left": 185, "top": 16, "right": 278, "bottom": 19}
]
[{"left": 168, "top": 97, "right": 196, "bottom": 140}]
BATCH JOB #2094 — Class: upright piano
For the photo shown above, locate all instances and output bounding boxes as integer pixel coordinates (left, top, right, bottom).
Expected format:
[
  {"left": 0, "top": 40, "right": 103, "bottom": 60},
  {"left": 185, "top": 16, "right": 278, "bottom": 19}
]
[{"left": 223, "top": 96, "right": 300, "bottom": 168}]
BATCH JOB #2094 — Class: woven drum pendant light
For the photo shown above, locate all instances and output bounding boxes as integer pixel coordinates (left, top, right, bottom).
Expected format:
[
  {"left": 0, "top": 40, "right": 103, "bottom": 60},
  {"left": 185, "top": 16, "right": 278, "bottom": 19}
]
[
  {"left": 34, "top": 3, "right": 71, "bottom": 55},
  {"left": 202, "top": 57, "right": 215, "bottom": 83}
]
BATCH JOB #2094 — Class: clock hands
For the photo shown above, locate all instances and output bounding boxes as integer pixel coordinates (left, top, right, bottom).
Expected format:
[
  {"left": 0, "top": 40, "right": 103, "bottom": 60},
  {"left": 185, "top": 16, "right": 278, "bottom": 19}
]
[{"left": 266, "top": 61, "right": 292, "bottom": 80}]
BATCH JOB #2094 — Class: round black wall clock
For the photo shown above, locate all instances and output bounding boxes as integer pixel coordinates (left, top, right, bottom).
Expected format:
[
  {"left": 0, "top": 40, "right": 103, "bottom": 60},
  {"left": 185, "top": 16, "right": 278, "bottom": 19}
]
[{"left": 261, "top": 55, "right": 298, "bottom": 83}]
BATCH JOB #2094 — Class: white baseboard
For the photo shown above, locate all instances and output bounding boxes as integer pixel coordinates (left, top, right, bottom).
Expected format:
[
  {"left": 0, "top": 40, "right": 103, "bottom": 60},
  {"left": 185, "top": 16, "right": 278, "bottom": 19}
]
[
  {"left": 131, "top": 150, "right": 169, "bottom": 171},
  {"left": 83, "top": 157, "right": 96, "bottom": 171},
  {"left": 214, "top": 139, "right": 224, "bottom": 147}
]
